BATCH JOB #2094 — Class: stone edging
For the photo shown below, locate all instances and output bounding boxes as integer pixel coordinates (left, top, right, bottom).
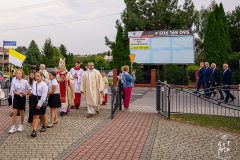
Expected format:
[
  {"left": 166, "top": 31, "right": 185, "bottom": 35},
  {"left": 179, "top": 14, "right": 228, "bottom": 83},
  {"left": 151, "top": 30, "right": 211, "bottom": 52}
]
[
  {"left": 139, "top": 115, "right": 159, "bottom": 160},
  {"left": 54, "top": 118, "right": 111, "bottom": 160}
]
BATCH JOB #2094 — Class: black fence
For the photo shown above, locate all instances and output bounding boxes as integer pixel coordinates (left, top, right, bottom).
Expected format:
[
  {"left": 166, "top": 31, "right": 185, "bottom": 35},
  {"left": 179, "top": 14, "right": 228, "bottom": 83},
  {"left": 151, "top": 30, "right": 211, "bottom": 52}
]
[
  {"left": 156, "top": 81, "right": 240, "bottom": 118},
  {"left": 135, "top": 70, "right": 151, "bottom": 84},
  {"left": 111, "top": 80, "right": 123, "bottom": 119},
  {"left": 159, "top": 69, "right": 195, "bottom": 86},
  {"left": 156, "top": 81, "right": 170, "bottom": 119},
  {"left": 0, "top": 80, "right": 10, "bottom": 106}
]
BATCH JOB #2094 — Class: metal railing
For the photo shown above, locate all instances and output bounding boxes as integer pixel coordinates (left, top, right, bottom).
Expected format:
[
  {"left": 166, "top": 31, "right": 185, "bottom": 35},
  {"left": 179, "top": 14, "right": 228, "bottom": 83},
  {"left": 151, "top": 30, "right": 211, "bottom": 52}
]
[
  {"left": 156, "top": 81, "right": 170, "bottom": 119},
  {"left": 0, "top": 81, "right": 10, "bottom": 106},
  {"left": 156, "top": 81, "right": 240, "bottom": 118},
  {"left": 111, "top": 80, "right": 123, "bottom": 119}
]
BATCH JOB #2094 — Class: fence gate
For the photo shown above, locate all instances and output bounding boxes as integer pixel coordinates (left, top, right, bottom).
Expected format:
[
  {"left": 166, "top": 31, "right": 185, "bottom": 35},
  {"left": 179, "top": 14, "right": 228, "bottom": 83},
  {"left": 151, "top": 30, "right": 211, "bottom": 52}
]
[
  {"left": 156, "top": 81, "right": 170, "bottom": 119},
  {"left": 111, "top": 80, "right": 122, "bottom": 119}
]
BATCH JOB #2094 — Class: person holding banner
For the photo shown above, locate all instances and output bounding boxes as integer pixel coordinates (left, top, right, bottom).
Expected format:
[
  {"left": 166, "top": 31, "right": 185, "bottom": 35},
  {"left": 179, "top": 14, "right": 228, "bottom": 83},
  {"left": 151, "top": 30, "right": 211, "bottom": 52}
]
[
  {"left": 57, "top": 58, "right": 75, "bottom": 116},
  {"left": 9, "top": 69, "right": 31, "bottom": 134},
  {"left": 69, "top": 60, "right": 84, "bottom": 109}
]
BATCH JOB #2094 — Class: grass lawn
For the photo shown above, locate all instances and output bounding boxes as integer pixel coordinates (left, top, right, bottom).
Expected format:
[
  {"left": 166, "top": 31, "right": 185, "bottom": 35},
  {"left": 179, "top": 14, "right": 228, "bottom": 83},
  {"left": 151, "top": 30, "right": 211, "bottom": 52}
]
[{"left": 170, "top": 114, "right": 240, "bottom": 133}]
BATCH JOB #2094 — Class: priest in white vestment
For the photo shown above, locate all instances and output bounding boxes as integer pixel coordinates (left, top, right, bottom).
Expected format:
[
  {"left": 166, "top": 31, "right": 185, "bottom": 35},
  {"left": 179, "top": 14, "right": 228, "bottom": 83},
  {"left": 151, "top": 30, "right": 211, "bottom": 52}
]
[
  {"left": 80, "top": 62, "right": 104, "bottom": 118},
  {"left": 69, "top": 60, "right": 84, "bottom": 109}
]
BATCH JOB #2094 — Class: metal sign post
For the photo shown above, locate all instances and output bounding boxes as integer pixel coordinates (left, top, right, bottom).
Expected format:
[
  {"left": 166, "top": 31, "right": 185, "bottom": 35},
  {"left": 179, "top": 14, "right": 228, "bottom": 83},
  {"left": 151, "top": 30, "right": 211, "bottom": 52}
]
[
  {"left": 1, "top": 41, "right": 16, "bottom": 84},
  {"left": 129, "top": 54, "right": 135, "bottom": 73}
]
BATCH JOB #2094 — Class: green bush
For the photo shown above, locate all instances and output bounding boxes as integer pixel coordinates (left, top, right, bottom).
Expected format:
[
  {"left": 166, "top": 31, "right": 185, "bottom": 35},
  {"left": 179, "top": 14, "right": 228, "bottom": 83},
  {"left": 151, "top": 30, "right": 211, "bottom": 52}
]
[{"left": 164, "top": 65, "right": 188, "bottom": 85}]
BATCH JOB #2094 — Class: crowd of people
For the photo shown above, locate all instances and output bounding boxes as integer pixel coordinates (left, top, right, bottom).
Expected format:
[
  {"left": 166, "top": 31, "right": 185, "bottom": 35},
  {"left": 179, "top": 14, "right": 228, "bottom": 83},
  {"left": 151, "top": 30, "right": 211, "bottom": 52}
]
[
  {"left": 8, "top": 59, "right": 112, "bottom": 137},
  {"left": 194, "top": 62, "right": 236, "bottom": 103}
]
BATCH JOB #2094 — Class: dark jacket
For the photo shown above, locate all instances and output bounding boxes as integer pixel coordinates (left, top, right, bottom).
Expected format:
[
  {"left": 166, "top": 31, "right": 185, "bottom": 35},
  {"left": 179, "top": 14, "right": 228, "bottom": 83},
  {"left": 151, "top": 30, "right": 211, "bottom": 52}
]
[
  {"left": 198, "top": 67, "right": 205, "bottom": 80},
  {"left": 212, "top": 67, "right": 221, "bottom": 83},
  {"left": 203, "top": 67, "right": 212, "bottom": 82},
  {"left": 222, "top": 69, "right": 232, "bottom": 85}
]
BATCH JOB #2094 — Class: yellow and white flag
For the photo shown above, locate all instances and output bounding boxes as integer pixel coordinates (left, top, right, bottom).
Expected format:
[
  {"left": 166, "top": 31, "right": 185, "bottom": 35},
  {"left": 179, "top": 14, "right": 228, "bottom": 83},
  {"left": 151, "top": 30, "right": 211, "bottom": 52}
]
[{"left": 9, "top": 48, "right": 26, "bottom": 67}]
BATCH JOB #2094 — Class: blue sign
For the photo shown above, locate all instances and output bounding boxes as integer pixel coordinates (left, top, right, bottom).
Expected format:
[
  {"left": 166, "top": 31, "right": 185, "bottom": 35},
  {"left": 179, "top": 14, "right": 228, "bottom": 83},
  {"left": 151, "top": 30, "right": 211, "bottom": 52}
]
[{"left": 4, "top": 41, "right": 16, "bottom": 46}]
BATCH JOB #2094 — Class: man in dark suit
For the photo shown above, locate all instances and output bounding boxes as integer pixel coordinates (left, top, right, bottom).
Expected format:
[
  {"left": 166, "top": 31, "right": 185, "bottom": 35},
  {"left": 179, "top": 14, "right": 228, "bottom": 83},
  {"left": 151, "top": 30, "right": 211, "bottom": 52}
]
[
  {"left": 203, "top": 62, "right": 212, "bottom": 97},
  {"left": 194, "top": 62, "right": 205, "bottom": 94},
  {"left": 210, "top": 63, "right": 224, "bottom": 99},
  {"left": 222, "top": 64, "right": 235, "bottom": 103}
]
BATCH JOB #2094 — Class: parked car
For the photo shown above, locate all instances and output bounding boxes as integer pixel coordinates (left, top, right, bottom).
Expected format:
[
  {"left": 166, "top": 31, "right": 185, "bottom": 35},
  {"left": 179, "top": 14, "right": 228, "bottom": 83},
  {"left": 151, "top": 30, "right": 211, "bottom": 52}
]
[
  {"left": 46, "top": 68, "right": 55, "bottom": 72},
  {"left": 108, "top": 70, "right": 113, "bottom": 77},
  {"left": 0, "top": 72, "right": 9, "bottom": 80}
]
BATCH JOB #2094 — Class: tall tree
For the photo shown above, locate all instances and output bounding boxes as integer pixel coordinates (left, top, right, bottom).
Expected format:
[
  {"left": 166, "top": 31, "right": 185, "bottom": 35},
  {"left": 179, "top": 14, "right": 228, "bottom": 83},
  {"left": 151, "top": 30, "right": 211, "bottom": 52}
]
[
  {"left": 195, "top": 0, "right": 216, "bottom": 40},
  {"left": 112, "top": 25, "right": 130, "bottom": 71},
  {"left": 25, "top": 40, "right": 41, "bottom": 65},
  {"left": 42, "top": 38, "right": 53, "bottom": 59},
  {"left": 59, "top": 44, "right": 68, "bottom": 58},
  {"left": 204, "top": 11, "right": 220, "bottom": 65},
  {"left": 227, "top": 6, "right": 240, "bottom": 52}
]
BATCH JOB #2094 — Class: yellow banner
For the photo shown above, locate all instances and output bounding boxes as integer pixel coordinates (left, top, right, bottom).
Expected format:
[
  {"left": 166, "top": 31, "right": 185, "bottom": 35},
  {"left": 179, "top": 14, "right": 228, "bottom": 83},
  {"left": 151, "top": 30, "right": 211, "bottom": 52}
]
[{"left": 130, "top": 46, "right": 149, "bottom": 50}]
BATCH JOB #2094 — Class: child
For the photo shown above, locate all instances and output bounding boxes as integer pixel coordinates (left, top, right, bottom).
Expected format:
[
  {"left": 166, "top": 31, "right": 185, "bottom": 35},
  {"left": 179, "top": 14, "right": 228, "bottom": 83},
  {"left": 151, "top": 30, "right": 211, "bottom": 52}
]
[
  {"left": 30, "top": 72, "right": 48, "bottom": 137},
  {"left": 28, "top": 70, "right": 36, "bottom": 126},
  {"left": 102, "top": 72, "right": 108, "bottom": 105},
  {"left": 47, "top": 71, "right": 61, "bottom": 128},
  {"left": 9, "top": 69, "right": 31, "bottom": 133}
]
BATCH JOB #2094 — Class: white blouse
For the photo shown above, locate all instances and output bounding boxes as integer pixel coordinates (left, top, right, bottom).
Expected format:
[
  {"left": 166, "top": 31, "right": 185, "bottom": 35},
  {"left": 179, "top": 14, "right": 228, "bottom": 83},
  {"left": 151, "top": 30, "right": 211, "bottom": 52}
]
[
  {"left": 12, "top": 79, "right": 31, "bottom": 94},
  {"left": 49, "top": 79, "right": 60, "bottom": 94},
  {"left": 32, "top": 81, "right": 48, "bottom": 107}
]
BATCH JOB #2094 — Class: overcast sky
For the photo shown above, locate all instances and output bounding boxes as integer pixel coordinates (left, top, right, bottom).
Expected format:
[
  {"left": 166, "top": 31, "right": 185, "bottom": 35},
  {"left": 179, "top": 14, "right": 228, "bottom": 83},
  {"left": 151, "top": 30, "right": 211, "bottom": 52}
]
[{"left": 0, "top": 0, "right": 239, "bottom": 55}]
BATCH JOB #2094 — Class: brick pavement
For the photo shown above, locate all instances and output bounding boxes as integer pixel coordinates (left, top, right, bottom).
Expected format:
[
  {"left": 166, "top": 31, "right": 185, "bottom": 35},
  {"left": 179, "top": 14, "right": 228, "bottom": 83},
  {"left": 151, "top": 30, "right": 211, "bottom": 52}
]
[{"left": 66, "top": 111, "right": 154, "bottom": 160}]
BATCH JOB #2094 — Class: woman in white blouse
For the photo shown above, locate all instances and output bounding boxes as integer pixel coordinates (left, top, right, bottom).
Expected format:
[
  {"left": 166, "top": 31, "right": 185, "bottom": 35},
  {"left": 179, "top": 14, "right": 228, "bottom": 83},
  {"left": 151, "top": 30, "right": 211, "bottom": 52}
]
[
  {"left": 47, "top": 71, "right": 61, "bottom": 128},
  {"left": 9, "top": 69, "right": 31, "bottom": 134},
  {"left": 30, "top": 72, "right": 48, "bottom": 137}
]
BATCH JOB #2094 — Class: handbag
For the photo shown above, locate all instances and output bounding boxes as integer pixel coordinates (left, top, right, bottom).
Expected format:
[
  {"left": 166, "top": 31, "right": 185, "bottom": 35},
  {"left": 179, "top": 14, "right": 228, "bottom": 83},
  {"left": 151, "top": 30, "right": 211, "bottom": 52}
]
[{"left": 36, "top": 83, "right": 48, "bottom": 108}]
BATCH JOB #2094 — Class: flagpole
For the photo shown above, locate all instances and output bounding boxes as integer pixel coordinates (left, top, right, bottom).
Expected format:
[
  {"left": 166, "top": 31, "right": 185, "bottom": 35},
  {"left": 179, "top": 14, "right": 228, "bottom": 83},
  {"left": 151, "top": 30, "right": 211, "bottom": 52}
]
[{"left": 2, "top": 41, "right": 5, "bottom": 84}]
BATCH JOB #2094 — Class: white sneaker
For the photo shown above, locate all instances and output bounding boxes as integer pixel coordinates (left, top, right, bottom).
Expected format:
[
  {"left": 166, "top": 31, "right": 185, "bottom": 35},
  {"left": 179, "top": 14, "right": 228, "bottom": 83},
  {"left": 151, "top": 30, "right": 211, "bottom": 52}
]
[
  {"left": 123, "top": 108, "right": 133, "bottom": 112},
  {"left": 9, "top": 126, "right": 17, "bottom": 133},
  {"left": 17, "top": 125, "right": 24, "bottom": 132}
]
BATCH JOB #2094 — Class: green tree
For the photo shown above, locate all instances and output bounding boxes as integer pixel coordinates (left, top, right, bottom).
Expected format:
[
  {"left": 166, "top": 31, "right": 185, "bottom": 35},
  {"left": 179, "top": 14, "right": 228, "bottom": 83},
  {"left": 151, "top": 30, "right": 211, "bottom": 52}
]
[
  {"left": 95, "top": 56, "right": 110, "bottom": 70},
  {"left": 52, "top": 46, "right": 64, "bottom": 65},
  {"left": 195, "top": 0, "right": 216, "bottom": 40},
  {"left": 25, "top": 40, "right": 41, "bottom": 65},
  {"left": 112, "top": 25, "right": 130, "bottom": 72},
  {"left": 42, "top": 38, "right": 53, "bottom": 59},
  {"left": 204, "top": 11, "right": 220, "bottom": 65},
  {"left": 15, "top": 46, "right": 27, "bottom": 53},
  {"left": 227, "top": 6, "right": 240, "bottom": 52},
  {"left": 59, "top": 44, "right": 68, "bottom": 58}
]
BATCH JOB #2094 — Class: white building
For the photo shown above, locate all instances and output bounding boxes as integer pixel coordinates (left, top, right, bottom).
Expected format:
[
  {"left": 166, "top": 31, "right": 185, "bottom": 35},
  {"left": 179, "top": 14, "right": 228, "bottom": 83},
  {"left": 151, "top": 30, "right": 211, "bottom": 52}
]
[{"left": 104, "top": 55, "right": 113, "bottom": 61}]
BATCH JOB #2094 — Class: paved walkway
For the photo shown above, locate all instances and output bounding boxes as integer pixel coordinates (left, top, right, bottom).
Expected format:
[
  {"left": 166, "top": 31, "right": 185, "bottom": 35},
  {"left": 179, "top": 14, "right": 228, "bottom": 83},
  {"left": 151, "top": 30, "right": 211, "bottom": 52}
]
[{"left": 0, "top": 92, "right": 239, "bottom": 160}]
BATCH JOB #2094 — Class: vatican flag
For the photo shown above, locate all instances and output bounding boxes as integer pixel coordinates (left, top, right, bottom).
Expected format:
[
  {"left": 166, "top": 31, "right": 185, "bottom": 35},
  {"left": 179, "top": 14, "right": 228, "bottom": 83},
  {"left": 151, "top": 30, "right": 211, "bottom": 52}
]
[{"left": 9, "top": 48, "right": 26, "bottom": 67}]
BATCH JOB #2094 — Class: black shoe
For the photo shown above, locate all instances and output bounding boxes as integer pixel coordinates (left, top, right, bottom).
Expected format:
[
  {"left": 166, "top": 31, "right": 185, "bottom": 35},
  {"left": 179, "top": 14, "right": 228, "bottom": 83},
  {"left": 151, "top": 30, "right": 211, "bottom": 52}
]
[
  {"left": 103, "top": 102, "right": 106, "bottom": 105},
  {"left": 47, "top": 125, "right": 53, "bottom": 128},
  {"left": 40, "top": 126, "right": 47, "bottom": 132},
  {"left": 71, "top": 106, "right": 74, "bottom": 109},
  {"left": 223, "top": 101, "right": 228, "bottom": 104},
  {"left": 230, "top": 97, "right": 236, "bottom": 102},
  {"left": 31, "top": 130, "right": 37, "bottom": 137},
  {"left": 218, "top": 97, "right": 224, "bottom": 101},
  {"left": 59, "top": 112, "right": 64, "bottom": 116},
  {"left": 53, "top": 121, "right": 58, "bottom": 124},
  {"left": 193, "top": 91, "right": 197, "bottom": 94},
  {"left": 76, "top": 105, "right": 79, "bottom": 109}
]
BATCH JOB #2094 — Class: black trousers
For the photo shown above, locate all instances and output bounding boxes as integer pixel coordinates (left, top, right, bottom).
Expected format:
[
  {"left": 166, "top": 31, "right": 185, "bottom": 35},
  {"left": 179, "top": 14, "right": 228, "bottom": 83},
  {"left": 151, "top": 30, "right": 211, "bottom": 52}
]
[
  {"left": 223, "top": 86, "right": 234, "bottom": 102},
  {"left": 28, "top": 96, "right": 33, "bottom": 123},
  {"left": 204, "top": 81, "right": 211, "bottom": 96},
  {"left": 210, "top": 82, "right": 224, "bottom": 98}
]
